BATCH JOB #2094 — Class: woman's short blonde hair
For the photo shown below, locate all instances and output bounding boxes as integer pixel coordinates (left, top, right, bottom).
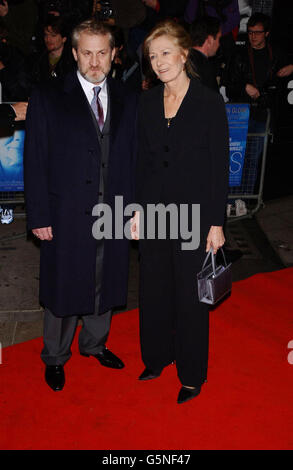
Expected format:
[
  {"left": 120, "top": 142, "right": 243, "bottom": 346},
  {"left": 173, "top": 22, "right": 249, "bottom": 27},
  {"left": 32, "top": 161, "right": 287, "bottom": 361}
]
[{"left": 143, "top": 19, "right": 197, "bottom": 78}]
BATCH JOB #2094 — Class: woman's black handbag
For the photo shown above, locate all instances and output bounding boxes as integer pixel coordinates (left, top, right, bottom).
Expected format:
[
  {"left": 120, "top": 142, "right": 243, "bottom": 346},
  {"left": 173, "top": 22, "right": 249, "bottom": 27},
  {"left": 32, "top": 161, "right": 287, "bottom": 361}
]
[{"left": 197, "top": 248, "right": 232, "bottom": 305}]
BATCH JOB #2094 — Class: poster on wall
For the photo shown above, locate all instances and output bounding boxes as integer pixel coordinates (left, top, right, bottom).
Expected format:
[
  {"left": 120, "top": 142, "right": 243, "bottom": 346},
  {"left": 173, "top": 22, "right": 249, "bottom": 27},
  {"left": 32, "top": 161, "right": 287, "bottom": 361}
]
[
  {"left": 0, "top": 124, "right": 25, "bottom": 192},
  {"left": 226, "top": 103, "right": 250, "bottom": 187}
]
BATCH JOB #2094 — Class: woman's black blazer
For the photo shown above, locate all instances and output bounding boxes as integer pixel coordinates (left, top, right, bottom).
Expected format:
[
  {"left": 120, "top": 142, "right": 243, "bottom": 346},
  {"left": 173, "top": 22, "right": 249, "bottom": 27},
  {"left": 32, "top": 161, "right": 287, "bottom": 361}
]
[{"left": 136, "top": 78, "right": 229, "bottom": 232}]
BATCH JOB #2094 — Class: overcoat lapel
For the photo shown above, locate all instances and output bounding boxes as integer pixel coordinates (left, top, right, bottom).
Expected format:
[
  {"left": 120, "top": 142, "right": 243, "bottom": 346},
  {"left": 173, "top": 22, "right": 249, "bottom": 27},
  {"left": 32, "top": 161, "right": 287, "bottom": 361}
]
[
  {"left": 107, "top": 77, "right": 124, "bottom": 148},
  {"left": 62, "top": 71, "right": 101, "bottom": 147},
  {"left": 62, "top": 74, "right": 130, "bottom": 147}
]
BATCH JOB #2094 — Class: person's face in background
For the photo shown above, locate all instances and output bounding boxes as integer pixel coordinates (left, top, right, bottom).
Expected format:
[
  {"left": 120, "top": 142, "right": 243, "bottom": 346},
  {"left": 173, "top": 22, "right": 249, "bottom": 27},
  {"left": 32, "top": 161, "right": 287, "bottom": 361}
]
[
  {"left": 208, "top": 29, "right": 221, "bottom": 57},
  {"left": 148, "top": 35, "right": 188, "bottom": 84},
  {"left": 44, "top": 26, "right": 66, "bottom": 54},
  {"left": 247, "top": 23, "right": 269, "bottom": 50},
  {"left": 72, "top": 32, "right": 115, "bottom": 84}
]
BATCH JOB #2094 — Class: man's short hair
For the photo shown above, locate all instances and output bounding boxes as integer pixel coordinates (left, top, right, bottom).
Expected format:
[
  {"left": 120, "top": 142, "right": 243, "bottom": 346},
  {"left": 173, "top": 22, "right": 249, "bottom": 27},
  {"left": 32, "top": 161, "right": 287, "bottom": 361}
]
[
  {"left": 247, "top": 13, "right": 271, "bottom": 33},
  {"left": 44, "top": 14, "right": 68, "bottom": 38},
  {"left": 190, "top": 16, "right": 221, "bottom": 47},
  {"left": 71, "top": 19, "right": 115, "bottom": 50}
]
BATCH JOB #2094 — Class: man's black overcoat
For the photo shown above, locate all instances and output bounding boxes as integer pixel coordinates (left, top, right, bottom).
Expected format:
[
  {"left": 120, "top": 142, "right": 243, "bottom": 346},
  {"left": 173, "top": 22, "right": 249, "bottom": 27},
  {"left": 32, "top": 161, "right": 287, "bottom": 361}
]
[{"left": 24, "top": 71, "right": 137, "bottom": 317}]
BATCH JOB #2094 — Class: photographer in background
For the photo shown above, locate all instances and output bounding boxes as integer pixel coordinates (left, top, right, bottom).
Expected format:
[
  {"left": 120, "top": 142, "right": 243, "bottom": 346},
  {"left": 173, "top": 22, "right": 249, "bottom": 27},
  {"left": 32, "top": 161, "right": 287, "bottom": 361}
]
[
  {"left": 226, "top": 13, "right": 291, "bottom": 117},
  {"left": 91, "top": 0, "right": 147, "bottom": 29},
  {"left": 225, "top": 12, "right": 292, "bottom": 214},
  {"left": 34, "top": 1, "right": 85, "bottom": 53},
  {"left": 92, "top": 0, "right": 115, "bottom": 23},
  {"left": 26, "top": 14, "right": 75, "bottom": 92}
]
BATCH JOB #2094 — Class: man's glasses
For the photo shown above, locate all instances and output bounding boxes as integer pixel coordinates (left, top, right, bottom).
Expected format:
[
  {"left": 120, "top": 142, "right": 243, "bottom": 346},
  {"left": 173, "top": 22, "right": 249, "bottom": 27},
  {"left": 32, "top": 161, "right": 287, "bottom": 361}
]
[{"left": 248, "top": 30, "right": 265, "bottom": 36}]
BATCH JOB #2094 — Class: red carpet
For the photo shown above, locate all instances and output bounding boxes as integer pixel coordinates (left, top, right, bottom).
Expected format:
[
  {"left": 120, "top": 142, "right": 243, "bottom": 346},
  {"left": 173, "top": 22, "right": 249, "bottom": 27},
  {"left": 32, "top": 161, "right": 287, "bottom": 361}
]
[{"left": 1, "top": 268, "right": 293, "bottom": 450}]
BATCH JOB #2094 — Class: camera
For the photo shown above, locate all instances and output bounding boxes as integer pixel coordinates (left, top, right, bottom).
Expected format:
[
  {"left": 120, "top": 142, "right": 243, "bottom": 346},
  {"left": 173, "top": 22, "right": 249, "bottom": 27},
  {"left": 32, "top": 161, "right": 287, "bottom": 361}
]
[
  {"left": 37, "top": 0, "right": 63, "bottom": 14},
  {"left": 98, "top": 1, "right": 114, "bottom": 21},
  {"left": 47, "top": 0, "right": 62, "bottom": 12}
]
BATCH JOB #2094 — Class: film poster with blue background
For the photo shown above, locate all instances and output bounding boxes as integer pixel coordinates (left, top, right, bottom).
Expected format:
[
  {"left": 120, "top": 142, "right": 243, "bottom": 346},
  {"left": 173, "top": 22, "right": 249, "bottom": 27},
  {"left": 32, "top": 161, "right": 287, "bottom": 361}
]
[
  {"left": 225, "top": 104, "right": 250, "bottom": 187},
  {"left": 0, "top": 125, "right": 25, "bottom": 192}
]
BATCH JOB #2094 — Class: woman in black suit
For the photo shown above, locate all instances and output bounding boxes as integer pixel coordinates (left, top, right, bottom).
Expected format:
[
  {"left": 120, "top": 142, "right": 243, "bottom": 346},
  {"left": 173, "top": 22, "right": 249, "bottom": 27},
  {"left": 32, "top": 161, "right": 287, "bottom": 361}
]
[{"left": 131, "top": 19, "right": 229, "bottom": 404}]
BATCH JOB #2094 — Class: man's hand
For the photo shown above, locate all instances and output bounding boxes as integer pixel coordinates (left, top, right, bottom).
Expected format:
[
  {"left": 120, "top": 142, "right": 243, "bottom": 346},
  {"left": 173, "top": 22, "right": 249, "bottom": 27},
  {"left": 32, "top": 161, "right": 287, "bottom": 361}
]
[
  {"left": 245, "top": 83, "right": 260, "bottom": 99},
  {"left": 32, "top": 227, "right": 53, "bottom": 241},
  {"left": 11, "top": 102, "right": 28, "bottom": 121},
  {"left": 142, "top": 79, "right": 151, "bottom": 90},
  {"left": 130, "top": 212, "right": 139, "bottom": 240},
  {"left": 47, "top": 10, "right": 60, "bottom": 16},
  {"left": 0, "top": 0, "right": 8, "bottom": 17},
  {"left": 206, "top": 226, "right": 225, "bottom": 254},
  {"left": 142, "top": 0, "right": 158, "bottom": 10},
  {"left": 277, "top": 64, "right": 293, "bottom": 78}
]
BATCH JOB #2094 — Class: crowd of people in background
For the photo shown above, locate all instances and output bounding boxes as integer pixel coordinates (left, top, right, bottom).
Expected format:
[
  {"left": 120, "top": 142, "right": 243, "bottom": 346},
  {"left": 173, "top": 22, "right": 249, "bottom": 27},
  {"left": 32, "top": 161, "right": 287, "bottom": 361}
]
[
  {"left": 0, "top": 0, "right": 291, "bottom": 101},
  {"left": 0, "top": 0, "right": 293, "bottom": 224}
]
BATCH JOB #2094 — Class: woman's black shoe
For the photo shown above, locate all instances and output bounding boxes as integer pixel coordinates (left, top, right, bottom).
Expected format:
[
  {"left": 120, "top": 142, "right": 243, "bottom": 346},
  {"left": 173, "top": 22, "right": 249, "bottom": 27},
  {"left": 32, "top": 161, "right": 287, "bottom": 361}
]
[
  {"left": 138, "top": 368, "right": 162, "bottom": 381},
  {"left": 177, "top": 385, "right": 201, "bottom": 404}
]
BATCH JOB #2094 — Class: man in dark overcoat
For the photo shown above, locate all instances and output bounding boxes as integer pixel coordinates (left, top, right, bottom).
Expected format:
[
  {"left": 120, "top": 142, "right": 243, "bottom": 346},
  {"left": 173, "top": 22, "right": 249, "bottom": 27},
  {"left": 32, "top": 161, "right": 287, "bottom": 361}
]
[
  {"left": 189, "top": 16, "right": 221, "bottom": 92},
  {"left": 24, "top": 19, "right": 138, "bottom": 391}
]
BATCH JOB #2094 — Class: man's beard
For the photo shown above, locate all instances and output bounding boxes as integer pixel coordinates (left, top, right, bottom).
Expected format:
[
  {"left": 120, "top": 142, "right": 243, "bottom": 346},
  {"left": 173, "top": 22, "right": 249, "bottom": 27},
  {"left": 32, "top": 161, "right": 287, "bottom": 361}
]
[{"left": 80, "top": 67, "right": 107, "bottom": 84}]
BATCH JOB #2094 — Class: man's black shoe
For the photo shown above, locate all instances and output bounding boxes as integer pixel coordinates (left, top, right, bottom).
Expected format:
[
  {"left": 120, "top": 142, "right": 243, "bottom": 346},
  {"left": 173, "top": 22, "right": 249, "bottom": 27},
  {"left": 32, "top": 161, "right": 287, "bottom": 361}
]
[
  {"left": 45, "top": 365, "right": 65, "bottom": 391},
  {"left": 138, "top": 368, "right": 162, "bottom": 381},
  {"left": 177, "top": 385, "right": 201, "bottom": 404},
  {"left": 81, "top": 347, "right": 124, "bottom": 369}
]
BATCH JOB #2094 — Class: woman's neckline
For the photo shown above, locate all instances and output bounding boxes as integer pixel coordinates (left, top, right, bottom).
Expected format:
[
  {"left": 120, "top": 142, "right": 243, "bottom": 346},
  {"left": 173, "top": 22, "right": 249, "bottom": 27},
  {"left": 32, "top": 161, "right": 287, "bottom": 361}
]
[{"left": 163, "top": 78, "right": 191, "bottom": 121}]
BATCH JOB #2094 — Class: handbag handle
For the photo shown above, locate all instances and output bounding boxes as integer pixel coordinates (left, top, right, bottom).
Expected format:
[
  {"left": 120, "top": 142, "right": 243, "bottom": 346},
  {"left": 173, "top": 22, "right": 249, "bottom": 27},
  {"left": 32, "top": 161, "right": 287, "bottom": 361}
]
[{"left": 201, "top": 247, "right": 228, "bottom": 276}]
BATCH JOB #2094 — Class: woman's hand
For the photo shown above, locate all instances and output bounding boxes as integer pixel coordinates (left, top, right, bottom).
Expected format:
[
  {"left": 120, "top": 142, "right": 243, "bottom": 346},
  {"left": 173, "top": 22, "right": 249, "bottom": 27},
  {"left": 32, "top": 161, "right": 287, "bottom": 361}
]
[
  {"left": 32, "top": 227, "right": 53, "bottom": 241},
  {"left": 206, "top": 226, "right": 225, "bottom": 254},
  {"left": 245, "top": 83, "right": 260, "bottom": 99},
  {"left": 130, "top": 211, "right": 140, "bottom": 240}
]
